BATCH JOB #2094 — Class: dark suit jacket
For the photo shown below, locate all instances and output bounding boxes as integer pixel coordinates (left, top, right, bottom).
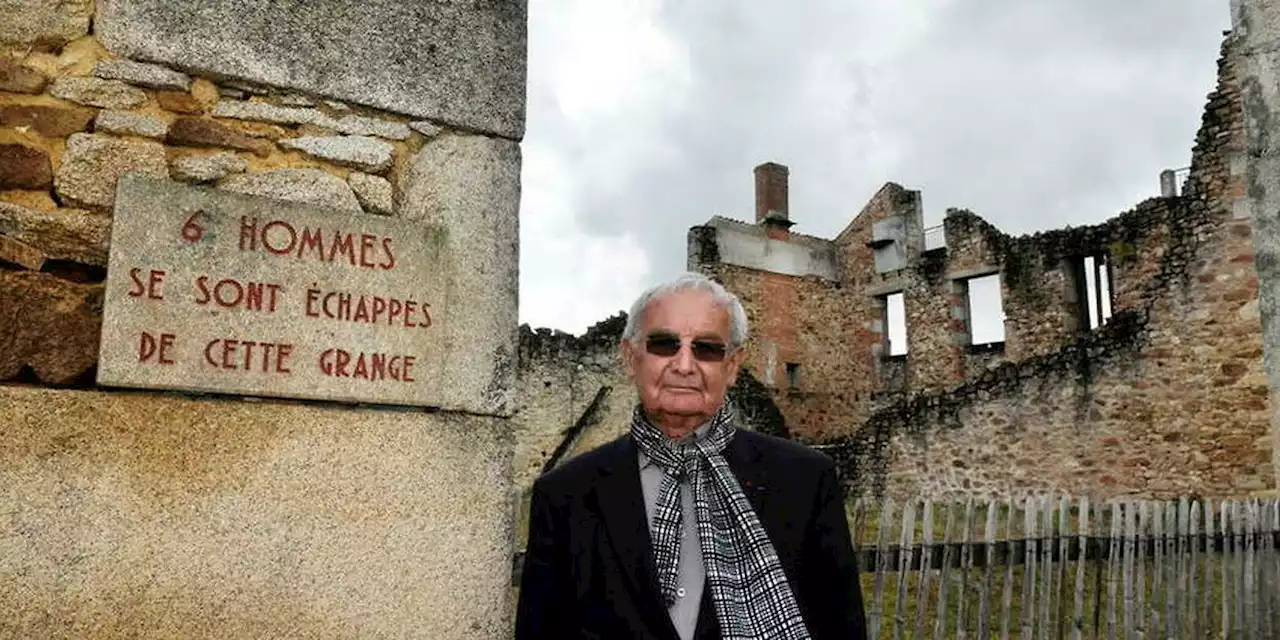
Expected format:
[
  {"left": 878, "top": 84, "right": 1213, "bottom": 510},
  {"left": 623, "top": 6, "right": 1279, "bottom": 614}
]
[{"left": 514, "top": 429, "right": 868, "bottom": 640}]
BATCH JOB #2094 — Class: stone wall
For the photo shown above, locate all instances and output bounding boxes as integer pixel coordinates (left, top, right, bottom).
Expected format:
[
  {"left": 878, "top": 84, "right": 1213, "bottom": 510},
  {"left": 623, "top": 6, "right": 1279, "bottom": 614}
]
[
  {"left": 1, "top": 1, "right": 526, "bottom": 637},
  {"left": 1234, "top": 0, "right": 1280, "bottom": 487},
  {"left": 707, "top": 30, "right": 1271, "bottom": 502}
]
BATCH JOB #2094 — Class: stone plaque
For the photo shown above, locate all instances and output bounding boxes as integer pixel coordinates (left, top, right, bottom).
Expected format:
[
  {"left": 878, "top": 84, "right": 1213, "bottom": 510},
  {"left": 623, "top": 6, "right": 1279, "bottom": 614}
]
[{"left": 97, "top": 174, "right": 449, "bottom": 407}]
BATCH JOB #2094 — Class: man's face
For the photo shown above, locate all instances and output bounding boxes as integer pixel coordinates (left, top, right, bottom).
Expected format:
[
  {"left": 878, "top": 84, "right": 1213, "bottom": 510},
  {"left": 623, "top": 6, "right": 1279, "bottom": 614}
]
[{"left": 622, "top": 288, "right": 743, "bottom": 427}]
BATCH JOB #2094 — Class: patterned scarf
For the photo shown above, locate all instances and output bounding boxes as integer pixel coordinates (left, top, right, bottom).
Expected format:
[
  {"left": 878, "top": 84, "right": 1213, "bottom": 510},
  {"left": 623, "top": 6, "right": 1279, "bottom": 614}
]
[{"left": 630, "top": 402, "right": 812, "bottom": 640}]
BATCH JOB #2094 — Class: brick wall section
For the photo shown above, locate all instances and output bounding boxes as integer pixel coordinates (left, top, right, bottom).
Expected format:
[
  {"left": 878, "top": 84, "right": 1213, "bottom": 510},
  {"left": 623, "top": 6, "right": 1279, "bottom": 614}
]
[{"left": 696, "top": 260, "right": 870, "bottom": 440}]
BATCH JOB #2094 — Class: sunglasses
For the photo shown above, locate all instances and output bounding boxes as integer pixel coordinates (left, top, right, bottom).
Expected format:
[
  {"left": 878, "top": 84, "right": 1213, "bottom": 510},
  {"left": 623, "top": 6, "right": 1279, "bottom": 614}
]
[{"left": 643, "top": 333, "right": 731, "bottom": 362}]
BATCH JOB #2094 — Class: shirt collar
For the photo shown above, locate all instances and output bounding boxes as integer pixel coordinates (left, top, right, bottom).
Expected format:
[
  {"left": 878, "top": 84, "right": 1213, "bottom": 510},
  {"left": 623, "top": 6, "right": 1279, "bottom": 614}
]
[{"left": 637, "top": 420, "right": 713, "bottom": 470}]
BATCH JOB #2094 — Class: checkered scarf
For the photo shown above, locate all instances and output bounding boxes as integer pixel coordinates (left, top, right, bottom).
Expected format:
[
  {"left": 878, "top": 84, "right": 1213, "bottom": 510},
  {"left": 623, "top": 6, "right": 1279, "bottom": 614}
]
[{"left": 631, "top": 402, "right": 812, "bottom": 640}]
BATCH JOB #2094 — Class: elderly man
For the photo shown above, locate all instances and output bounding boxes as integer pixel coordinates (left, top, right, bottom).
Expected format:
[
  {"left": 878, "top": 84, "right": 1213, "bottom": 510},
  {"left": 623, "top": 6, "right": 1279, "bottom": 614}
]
[{"left": 515, "top": 272, "right": 867, "bottom": 640}]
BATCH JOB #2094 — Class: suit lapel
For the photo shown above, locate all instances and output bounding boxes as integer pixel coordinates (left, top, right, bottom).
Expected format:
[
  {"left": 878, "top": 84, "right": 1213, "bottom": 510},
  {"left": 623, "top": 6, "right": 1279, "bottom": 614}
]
[
  {"left": 724, "top": 431, "right": 768, "bottom": 516},
  {"left": 592, "top": 435, "right": 679, "bottom": 638}
]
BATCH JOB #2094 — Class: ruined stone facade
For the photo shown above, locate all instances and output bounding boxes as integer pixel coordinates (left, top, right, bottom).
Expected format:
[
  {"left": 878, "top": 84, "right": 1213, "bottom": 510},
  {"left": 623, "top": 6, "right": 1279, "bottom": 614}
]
[
  {"left": 692, "top": 33, "right": 1270, "bottom": 502},
  {"left": 518, "top": 28, "right": 1275, "bottom": 506}
]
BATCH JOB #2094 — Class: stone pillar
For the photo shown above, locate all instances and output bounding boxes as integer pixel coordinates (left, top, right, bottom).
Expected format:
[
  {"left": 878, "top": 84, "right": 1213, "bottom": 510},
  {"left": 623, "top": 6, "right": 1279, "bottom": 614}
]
[
  {"left": 0, "top": 1, "right": 526, "bottom": 637},
  {"left": 1236, "top": 0, "right": 1280, "bottom": 487}
]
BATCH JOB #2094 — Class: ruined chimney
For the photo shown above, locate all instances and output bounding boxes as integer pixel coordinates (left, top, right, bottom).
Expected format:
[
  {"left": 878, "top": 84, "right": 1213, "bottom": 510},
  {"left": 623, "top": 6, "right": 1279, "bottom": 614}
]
[{"left": 754, "top": 162, "right": 792, "bottom": 228}]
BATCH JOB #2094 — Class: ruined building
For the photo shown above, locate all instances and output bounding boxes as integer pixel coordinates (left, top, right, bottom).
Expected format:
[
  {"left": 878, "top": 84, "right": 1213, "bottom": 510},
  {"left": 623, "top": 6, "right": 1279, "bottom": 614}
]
[{"left": 516, "top": 27, "right": 1276, "bottom": 505}]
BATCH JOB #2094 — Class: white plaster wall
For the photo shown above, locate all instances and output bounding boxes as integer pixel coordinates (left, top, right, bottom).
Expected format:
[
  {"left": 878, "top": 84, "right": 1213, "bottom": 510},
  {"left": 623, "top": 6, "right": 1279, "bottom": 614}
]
[{"left": 710, "top": 221, "right": 838, "bottom": 280}]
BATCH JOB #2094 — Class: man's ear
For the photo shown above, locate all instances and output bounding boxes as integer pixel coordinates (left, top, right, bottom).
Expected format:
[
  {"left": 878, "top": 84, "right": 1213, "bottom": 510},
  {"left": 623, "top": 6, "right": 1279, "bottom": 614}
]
[
  {"left": 620, "top": 338, "right": 637, "bottom": 378},
  {"left": 724, "top": 346, "right": 745, "bottom": 387}
]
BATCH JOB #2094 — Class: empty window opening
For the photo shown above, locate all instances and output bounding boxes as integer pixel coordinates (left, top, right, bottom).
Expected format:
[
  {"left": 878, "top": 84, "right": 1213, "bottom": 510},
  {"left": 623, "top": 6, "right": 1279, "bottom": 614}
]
[
  {"left": 1080, "top": 254, "right": 1114, "bottom": 330},
  {"left": 885, "top": 292, "right": 908, "bottom": 356},
  {"left": 786, "top": 363, "right": 800, "bottom": 390},
  {"left": 965, "top": 274, "right": 1006, "bottom": 345}
]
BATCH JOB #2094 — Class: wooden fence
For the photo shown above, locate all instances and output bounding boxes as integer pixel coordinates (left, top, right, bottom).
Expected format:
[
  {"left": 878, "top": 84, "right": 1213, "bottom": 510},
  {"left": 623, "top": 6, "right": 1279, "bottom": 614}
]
[{"left": 846, "top": 496, "right": 1280, "bottom": 639}]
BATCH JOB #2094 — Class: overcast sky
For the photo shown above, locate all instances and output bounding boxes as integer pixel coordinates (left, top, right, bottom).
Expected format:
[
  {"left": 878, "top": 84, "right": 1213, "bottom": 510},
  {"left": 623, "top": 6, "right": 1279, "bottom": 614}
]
[{"left": 517, "top": 0, "right": 1234, "bottom": 336}]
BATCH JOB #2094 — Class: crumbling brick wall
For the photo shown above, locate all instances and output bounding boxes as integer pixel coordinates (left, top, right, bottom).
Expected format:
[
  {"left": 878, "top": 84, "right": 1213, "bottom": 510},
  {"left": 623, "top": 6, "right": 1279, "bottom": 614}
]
[
  {"left": 692, "top": 30, "right": 1270, "bottom": 501},
  {"left": 831, "top": 33, "right": 1267, "bottom": 501}
]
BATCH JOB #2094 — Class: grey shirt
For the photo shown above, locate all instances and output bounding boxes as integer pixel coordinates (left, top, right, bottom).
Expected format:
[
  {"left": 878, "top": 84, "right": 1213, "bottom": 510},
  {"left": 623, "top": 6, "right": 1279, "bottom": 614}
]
[{"left": 638, "top": 423, "right": 710, "bottom": 640}]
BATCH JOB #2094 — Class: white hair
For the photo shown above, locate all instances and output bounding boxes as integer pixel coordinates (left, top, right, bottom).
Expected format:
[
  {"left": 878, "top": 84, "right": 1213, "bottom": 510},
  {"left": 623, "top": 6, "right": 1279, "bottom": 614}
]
[{"left": 622, "top": 272, "right": 749, "bottom": 348}]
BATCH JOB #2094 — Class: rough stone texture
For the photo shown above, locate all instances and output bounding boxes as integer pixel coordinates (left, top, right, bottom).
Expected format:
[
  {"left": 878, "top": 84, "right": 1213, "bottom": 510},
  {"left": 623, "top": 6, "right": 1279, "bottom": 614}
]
[
  {"left": 348, "top": 171, "right": 394, "bottom": 215},
  {"left": 0, "top": 58, "right": 48, "bottom": 94},
  {"left": 0, "top": 271, "right": 102, "bottom": 383},
  {"left": 54, "top": 133, "right": 168, "bottom": 210},
  {"left": 169, "top": 151, "right": 248, "bottom": 183},
  {"left": 190, "top": 78, "right": 219, "bottom": 107},
  {"left": 92, "top": 58, "right": 191, "bottom": 90},
  {"left": 94, "top": 109, "right": 169, "bottom": 139},
  {"left": 335, "top": 115, "right": 411, "bottom": 141},
  {"left": 0, "top": 144, "right": 53, "bottom": 190},
  {"left": 49, "top": 76, "right": 147, "bottom": 109},
  {"left": 0, "top": 201, "right": 111, "bottom": 266},
  {"left": 279, "top": 93, "right": 315, "bottom": 107},
  {"left": 410, "top": 121, "right": 443, "bottom": 138},
  {"left": 401, "top": 134, "right": 521, "bottom": 415},
  {"left": 0, "top": 235, "right": 46, "bottom": 269},
  {"left": 166, "top": 117, "right": 271, "bottom": 155},
  {"left": 155, "top": 90, "right": 204, "bottom": 114},
  {"left": 210, "top": 100, "right": 336, "bottom": 127},
  {"left": 0, "top": 386, "right": 516, "bottom": 639},
  {"left": 219, "top": 168, "right": 361, "bottom": 213},
  {"left": 95, "top": 0, "right": 527, "bottom": 139},
  {"left": 0, "top": 104, "right": 95, "bottom": 137},
  {"left": 1237, "top": 0, "right": 1280, "bottom": 485},
  {"left": 279, "top": 135, "right": 393, "bottom": 173},
  {"left": 0, "top": 0, "right": 92, "bottom": 49}
]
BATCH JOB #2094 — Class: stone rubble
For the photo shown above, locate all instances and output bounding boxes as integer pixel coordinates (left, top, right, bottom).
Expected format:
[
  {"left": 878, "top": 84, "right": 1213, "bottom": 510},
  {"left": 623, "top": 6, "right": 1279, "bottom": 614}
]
[
  {"left": 0, "top": 144, "right": 54, "bottom": 190},
  {"left": 0, "top": 270, "right": 103, "bottom": 384},
  {"left": 218, "top": 168, "right": 363, "bottom": 213},
  {"left": 348, "top": 172, "right": 395, "bottom": 215},
  {"left": 279, "top": 94, "right": 316, "bottom": 107},
  {"left": 170, "top": 152, "right": 249, "bottom": 183},
  {"left": 94, "top": 110, "right": 170, "bottom": 139},
  {"left": 211, "top": 99, "right": 341, "bottom": 129},
  {"left": 335, "top": 115, "right": 411, "bottom": 141},
  {"left": 279, "top": 135, "right": 393, "bottom": 173},
  {"left": 54, "top": 133, "right": 168, "bottom": 210},
  {"left": 49, "top": 76, "right": 147, "bottom": 109},
  {"left": 409, "top": 121, "right": 443, "bottom": 137},
  {"left": 0, "top": 201, "right": 111, "bottom": 267},
  {"left": 0, "top": 105, "right": 95, "bottom": 137},
  {"left": 92, "top": 59, "right": 191, "bottom": 91},
  {"left": 0, "top": 235, "right": 46, "bottom": 270},
  {"left": 156, "top": 91, "right": 205, "bottom": 114},
  {"left": 166, "top": 117, "right": 272, "bottom": 156},
  {"left": 0, "top": 0, "right": 91, "bottom": 49},
  {"left": 0, "top": 58, "right": 49, "bottom": 94}
]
